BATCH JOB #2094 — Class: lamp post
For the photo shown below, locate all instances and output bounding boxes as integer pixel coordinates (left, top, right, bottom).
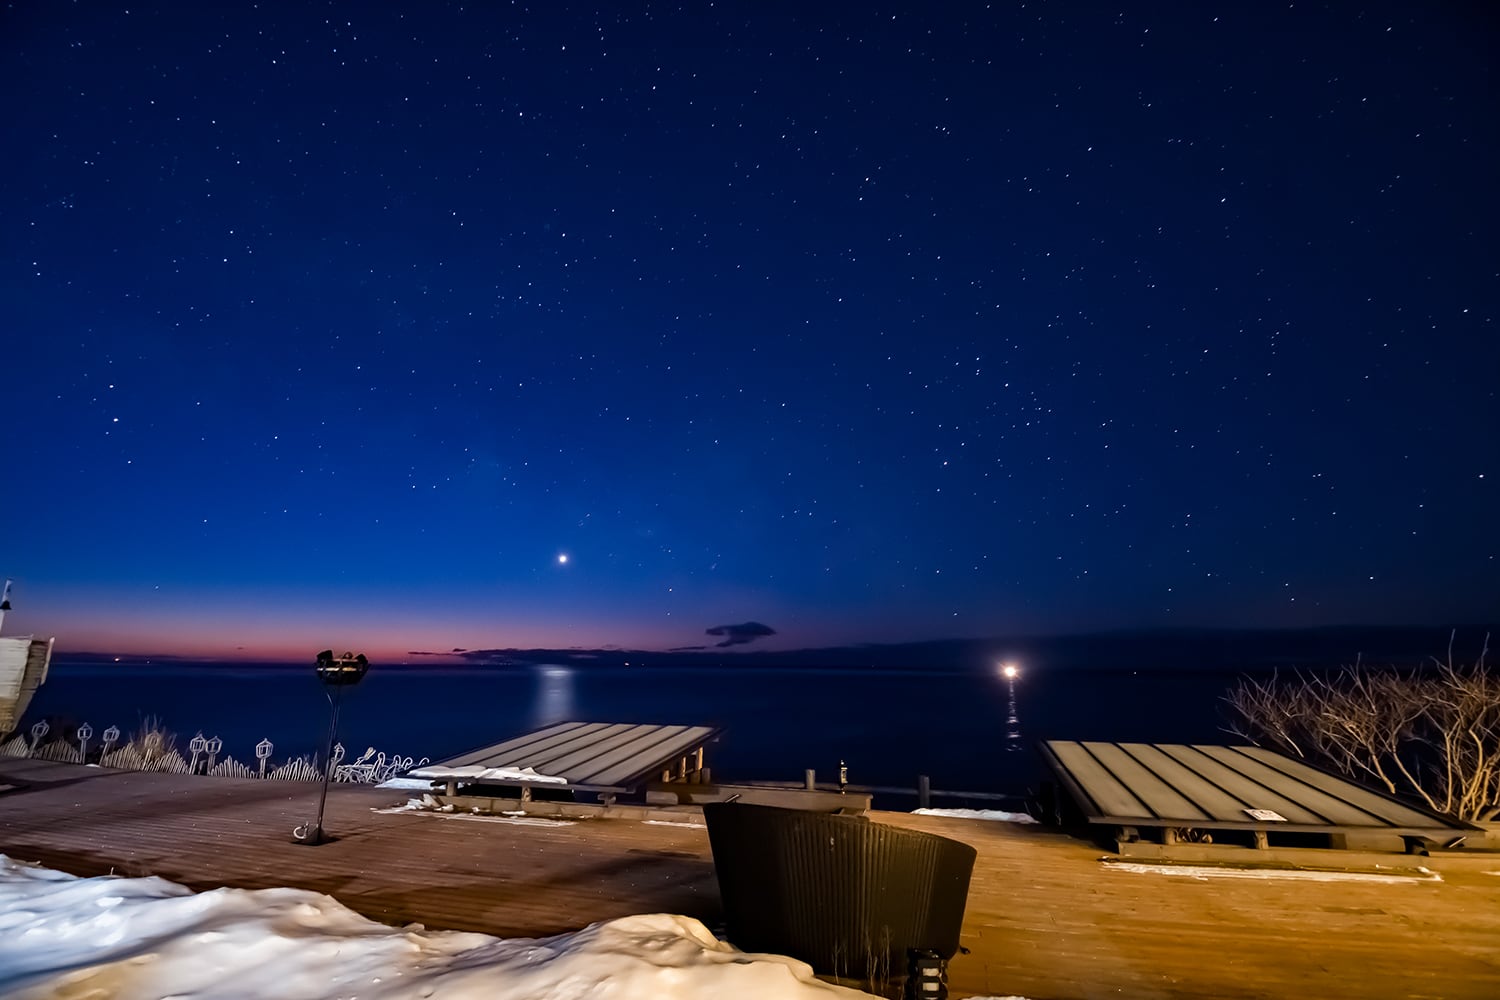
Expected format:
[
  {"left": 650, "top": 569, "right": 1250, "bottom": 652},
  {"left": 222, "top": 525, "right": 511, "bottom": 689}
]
[
  {"left": 1000, "top": 662, "right": 1022, "bottom": 751},
  {"left": 293, "top": 650, "right": 369, "bottom": 845}
]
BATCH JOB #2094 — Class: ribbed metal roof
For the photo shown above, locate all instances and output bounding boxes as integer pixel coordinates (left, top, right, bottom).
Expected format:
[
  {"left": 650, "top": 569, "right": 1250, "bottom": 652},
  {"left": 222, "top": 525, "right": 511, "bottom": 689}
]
[
  {"left": 1040, "top": 740, "right": 1476, "bottom": 835},
  {"left": 413, "top": 721, "right": 720, "bottom": 792}
]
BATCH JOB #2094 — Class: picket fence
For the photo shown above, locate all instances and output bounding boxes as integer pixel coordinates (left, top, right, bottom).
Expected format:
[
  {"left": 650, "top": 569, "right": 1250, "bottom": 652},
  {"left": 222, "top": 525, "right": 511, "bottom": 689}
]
[{"left": 0, "top": 720, "right": 428, "bottom": 785}]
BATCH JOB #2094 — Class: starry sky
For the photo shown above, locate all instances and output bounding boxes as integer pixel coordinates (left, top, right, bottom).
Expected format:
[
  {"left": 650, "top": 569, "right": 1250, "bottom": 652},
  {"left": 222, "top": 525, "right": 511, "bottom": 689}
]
[{"left": 4, "top": 2, "right": 1496, "bottom": 661}]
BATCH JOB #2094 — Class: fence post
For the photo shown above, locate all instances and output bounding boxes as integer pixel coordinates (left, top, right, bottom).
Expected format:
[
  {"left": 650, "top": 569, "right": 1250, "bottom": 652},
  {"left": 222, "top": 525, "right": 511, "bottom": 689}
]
[
  {"left": 804, "top": 768, "right": 816, "bottom": 791},
  {"left": 918, "top": 774, "right": 931, "bottom": 809}
]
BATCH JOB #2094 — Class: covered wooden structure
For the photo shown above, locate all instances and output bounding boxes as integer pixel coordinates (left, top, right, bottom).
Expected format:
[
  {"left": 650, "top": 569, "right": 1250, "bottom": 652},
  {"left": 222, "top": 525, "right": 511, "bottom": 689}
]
[
  {"left": 411, "top": 721, "right": 720, "bottom": 803},
  {"left": 0, "top": 580, "right": 54, "bottom": 735},
  {"left": 1040, "top": 740, "right": 1479, "bottom": 851}
]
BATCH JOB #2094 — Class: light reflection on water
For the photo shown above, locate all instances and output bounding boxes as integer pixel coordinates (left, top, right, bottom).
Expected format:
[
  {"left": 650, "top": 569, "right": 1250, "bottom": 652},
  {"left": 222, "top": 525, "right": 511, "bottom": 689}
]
[
  {"left": 533, "top": 665, "right": 576, "bottom": 728},
  {"left": 1005, "top": 676, "right": 1023, "bottom": 750}
]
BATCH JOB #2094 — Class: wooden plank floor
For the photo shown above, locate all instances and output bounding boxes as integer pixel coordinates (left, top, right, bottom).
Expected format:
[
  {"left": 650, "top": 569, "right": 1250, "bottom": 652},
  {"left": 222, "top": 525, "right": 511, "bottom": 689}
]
[{"left": 2, "top": 759, "right": 1499, "bottom": 1000}]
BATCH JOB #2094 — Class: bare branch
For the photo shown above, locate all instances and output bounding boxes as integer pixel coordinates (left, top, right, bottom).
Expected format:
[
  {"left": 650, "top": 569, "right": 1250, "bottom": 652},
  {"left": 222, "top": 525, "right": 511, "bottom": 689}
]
[{"left": 1225, "top": 643, "right": 1500, "bottom": 822}]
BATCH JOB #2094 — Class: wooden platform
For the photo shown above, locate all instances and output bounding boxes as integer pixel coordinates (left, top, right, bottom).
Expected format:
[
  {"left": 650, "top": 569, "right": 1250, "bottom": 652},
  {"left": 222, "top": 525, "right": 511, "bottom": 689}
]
[
  {"left": 412, "top": 720, "right": 721, "bottom": 796},
  {"left": 1041, "top": 740, "right": 1477, "bottom": 844},
  {"left": 3, "top": 760, "right": 1499, "bottom": 999}
]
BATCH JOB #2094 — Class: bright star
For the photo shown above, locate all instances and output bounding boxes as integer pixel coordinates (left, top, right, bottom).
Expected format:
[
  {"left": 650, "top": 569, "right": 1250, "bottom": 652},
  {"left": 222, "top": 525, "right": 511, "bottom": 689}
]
[{"left": 557, "top": 553, "right": 569, "bottom": 565}]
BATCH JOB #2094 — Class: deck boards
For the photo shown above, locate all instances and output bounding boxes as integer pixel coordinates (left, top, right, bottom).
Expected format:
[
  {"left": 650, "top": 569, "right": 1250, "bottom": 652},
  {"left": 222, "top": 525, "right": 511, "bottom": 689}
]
[{"left": 3, "top": 761, "right": 1499, "bottom": 999}]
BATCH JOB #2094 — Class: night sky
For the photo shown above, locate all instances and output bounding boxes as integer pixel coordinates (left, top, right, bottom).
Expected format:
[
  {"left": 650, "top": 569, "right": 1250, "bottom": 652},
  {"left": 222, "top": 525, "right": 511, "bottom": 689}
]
[{"left": 4, "top": 3, "right": 1496, "bottom": 660}]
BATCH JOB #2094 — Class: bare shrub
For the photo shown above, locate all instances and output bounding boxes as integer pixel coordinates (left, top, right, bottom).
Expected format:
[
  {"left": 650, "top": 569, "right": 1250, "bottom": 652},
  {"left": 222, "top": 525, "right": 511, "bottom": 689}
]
[
  {"left": 129, "top": 715, "right": 177, "bottom": 764},
  {"left": 1226, "top": 636, "right": 1500, "bottom": 822}
]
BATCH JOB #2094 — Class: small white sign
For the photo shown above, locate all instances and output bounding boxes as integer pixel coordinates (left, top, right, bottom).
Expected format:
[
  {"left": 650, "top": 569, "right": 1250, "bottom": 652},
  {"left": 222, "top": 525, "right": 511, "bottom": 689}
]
[{"left": 1245, "top": 808, "right": 1287, "bottom": 822}]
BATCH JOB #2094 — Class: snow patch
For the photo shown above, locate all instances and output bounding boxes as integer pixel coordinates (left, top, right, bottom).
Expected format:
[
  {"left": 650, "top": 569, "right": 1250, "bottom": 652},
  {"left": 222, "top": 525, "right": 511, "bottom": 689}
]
[
  {"left": 370, "top": 803, "right": 577, "bottom": 827},
  {"left": 645, "top": 819, "right": 707, "bottom": 829},
  {"left": 408, "top": 764, "right": 568, "bottom": 784},
  {"left": 1103, "top": 860, "right": 1442, "bottom": 884},
  {"left": 0, "top": 855, "right": 873, "bottom": 999},
  {"left": 374, "top": 776, "right": 437, "bottom": 790},
  {"left": 913, "top": 808, "right": 1037, "bottom": 824}
]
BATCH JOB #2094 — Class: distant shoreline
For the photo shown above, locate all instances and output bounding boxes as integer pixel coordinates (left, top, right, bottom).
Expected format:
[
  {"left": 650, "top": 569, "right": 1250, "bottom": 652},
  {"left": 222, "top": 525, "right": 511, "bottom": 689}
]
[{"left": 51, "top": 623, "right": 1494, "bottom": 672}]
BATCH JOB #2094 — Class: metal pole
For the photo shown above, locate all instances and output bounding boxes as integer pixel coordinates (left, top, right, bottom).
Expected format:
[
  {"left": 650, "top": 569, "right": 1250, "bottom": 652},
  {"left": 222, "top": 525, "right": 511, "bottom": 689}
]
[{"left": 311, "top": 684, "right": 342, "bottom": 844}]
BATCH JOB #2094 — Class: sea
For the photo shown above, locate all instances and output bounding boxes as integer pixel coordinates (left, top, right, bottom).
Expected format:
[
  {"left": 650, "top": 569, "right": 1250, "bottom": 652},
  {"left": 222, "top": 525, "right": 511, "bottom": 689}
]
[{"left": 24, "top": 626, "right": 1487, "bottom": 805}]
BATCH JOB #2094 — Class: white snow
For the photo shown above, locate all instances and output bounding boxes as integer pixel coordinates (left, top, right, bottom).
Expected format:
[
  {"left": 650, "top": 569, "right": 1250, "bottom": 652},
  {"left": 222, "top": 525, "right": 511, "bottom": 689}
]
[
  {"left": 374, "top": 776, "right": 437, "bottom": 790},
  {"left": 913, "top": 808, "right": 1037, "bottom": 824},
  {"left": 645, "top": 819, "right": 708, "bottom": 829},
  {"left": 0, "top": 855, "right": 874, "bottom": 999},
  {"left": 370, "top": 801, "right": 577, "bottom": 827},
  {"left": 1102, "top": 860, "right": 1442, "bottom": 884},
  {"left": 408, "top": 763, "right": 568, "bottom": 784}
]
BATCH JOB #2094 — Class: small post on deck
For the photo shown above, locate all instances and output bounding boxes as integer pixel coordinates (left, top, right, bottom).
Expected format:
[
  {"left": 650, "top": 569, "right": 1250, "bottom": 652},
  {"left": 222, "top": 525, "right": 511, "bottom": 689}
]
[
  {"left": 804, "top": 768, "right": 816, "bottom": 791},
  {"left": 918, "top": 774, "right": 931, "bottom": 810}
]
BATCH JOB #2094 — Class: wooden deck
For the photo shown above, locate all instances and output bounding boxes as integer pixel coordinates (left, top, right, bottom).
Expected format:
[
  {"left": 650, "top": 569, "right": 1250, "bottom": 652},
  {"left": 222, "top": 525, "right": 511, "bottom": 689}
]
[{"left": 3, "top": 759, "right": 1499, "bottom": 999}]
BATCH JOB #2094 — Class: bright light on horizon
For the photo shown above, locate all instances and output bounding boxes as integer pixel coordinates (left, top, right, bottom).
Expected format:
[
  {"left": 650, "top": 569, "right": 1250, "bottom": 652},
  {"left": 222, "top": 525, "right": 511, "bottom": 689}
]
[{"left": 1001, "top": 662, "right": 1019, "bottom": 679}]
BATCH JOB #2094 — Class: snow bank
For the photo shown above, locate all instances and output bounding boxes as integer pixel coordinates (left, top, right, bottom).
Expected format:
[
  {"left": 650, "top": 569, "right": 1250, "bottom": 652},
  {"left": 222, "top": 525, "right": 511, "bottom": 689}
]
[
  {"left": 408, "top": 763, "right": 568, "bottom": 784},
  {"left": 0, "top": 855, "right": 873, "bottom": 999},
  {"left": 912, "top": 808, "right": 1037, "bottom": 824}
]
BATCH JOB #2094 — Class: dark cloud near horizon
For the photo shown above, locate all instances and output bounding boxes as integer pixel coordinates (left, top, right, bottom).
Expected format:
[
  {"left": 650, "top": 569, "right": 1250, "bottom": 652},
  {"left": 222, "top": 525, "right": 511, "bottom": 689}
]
[{"left": 705, "top": 621, "right": 777, "bottom": 648}]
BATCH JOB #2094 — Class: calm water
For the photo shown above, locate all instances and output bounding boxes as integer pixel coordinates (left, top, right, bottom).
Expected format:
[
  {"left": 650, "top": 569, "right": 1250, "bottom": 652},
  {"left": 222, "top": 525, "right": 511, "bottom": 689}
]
[{"left": 24, "top": 660, "right": 1253, "bottom": 799}]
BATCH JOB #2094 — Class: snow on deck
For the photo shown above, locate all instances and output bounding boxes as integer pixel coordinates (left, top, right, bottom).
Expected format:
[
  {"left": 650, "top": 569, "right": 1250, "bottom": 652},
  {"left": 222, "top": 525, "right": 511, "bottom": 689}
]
[
  {"left": 912, "top": 808, "right": 1037, "bottom": 824},
  {"left": 0, "top": 855, "right": 872, "bottom": 1000},
  {"left": 407, "top": 763, "right": 569, "bottom": 784}
]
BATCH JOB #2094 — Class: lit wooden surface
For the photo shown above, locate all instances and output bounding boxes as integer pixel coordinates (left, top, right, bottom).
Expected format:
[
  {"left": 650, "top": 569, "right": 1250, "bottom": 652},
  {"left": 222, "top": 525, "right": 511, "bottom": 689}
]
[{"left": 2, "top": 760, "right": 1498, "bottom": 999}]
